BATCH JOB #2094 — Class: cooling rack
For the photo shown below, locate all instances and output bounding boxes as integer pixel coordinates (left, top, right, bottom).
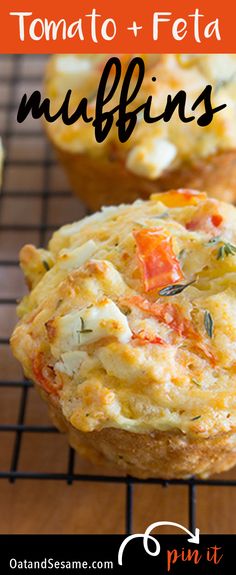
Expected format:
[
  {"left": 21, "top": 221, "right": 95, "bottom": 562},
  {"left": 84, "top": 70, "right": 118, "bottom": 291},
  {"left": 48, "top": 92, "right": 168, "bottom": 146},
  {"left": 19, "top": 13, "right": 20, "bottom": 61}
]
[{"left": 0, "top": 54, "right": 236, "bottom": 536}]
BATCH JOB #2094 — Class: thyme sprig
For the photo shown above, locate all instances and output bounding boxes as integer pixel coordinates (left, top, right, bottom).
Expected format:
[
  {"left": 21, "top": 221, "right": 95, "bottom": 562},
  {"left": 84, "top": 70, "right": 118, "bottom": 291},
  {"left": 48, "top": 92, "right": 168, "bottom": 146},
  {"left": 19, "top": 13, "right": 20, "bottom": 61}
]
[
  {"left": 79, "top": 317, "right": 93, "bottom": 334},
  {"left": 207, "top": 237, "right": 236, "bottom": 259},
  {"left": 216, "top": 242, "right": 236, "bottom": 260},
  {"left": 159, "top": 280, "right": 195, "bottom": 297},
  {"left": 204, "top": 310, "right": 214, "bottom": 338},
  {"left": 42, "top": 260, "right": 50, "bottom": 271},
  {"left": 215, "top": 72, "right": 236, "bottom": 93},
  {"left": 155, "top": 211, "right": 169, "bottom": 219},
  {"left": 177, "top": 249, "right": 186, "bottom": 261},
  {"left": 192, "top": 378, "right": 201, "bottom": 387},
  {"left": 77, "top": 317, "right": 93, "bottom": 343},
  {"left": 206, "top": 236, "right": 221, "bottom": 246}
]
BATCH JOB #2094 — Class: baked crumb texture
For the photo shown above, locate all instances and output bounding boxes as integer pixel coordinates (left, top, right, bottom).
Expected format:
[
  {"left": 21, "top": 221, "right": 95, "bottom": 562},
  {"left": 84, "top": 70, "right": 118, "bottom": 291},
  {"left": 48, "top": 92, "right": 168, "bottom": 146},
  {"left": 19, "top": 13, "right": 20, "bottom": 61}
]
[{"left": 11, "top": 190, "right": 236, "bottom": 477}]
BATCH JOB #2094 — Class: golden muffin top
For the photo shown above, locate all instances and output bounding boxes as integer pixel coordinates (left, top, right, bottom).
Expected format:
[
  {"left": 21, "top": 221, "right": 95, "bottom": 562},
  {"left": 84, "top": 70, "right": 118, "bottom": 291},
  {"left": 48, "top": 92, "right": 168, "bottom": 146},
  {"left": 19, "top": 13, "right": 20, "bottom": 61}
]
[
  {"left": 46, "top": 54, "right": 236, "bottom": 179},
  {"left": 11, "top": 190, "right": 236, "bottom": 437}
]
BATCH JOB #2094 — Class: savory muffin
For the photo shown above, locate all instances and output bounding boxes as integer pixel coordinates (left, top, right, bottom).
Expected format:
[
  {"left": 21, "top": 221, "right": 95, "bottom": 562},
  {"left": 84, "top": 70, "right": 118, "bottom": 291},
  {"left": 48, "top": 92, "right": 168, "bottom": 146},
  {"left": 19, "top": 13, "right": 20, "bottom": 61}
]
[
  {"left": 45, "top": 54, "right": 236, "bottom": 209},
  {"left": 11, "top": 189, "right": 236, "bottom": 478}
]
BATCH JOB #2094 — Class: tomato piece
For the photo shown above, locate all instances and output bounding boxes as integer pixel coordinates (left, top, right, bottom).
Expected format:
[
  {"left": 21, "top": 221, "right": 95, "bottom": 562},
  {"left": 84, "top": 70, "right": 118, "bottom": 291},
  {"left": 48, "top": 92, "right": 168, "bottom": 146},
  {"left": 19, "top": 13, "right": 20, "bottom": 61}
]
[
  {"left": 186, "top": 200, "right": 223, "bottom": 233},
  {"left": 185, "top": 220, "right": 200, "bottom": 231},
  {"left": 186, "top": 213, "right": 223, "bottom": 232},
  {"left": 123, "top": 295, "right": 216, "bottom": 366},
  {"left": 211, "top": 214, "right": 223, "bottom": 227},
  {"left": 152, "top": 302, "right": 192, "bottom": 338},
  {"left": 127, "top": 296, "right": 192, "bottom": 337},
  {"left": 132, "top": 331, "right": 165, "bottom": 345},
  {"left": 194, "top": 342, "right": 216, "bottom": 367},
  {"left": 134, "top": 228, "right": 184, "bottom": 292},
  {"left": 151, "top": 189, "right": 207, "bottom": 208},
  {"left": 32, "top": 352, "right": 60, "bottom": 396}
]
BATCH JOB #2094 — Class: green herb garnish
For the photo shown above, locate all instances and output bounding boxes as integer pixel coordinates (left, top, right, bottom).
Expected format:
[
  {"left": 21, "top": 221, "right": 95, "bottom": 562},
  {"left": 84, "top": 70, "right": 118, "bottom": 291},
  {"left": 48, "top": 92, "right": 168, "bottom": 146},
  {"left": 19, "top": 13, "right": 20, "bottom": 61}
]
[
  {"left": 79, "top": 317, "right": 93, "bottom": 334},
  {"left": 42, "top": 260, "right": 50, "bottom": 271},
  {"left": 207, "top": 237, "right": 236, "bottom": 258},
  {"left": 215, "top": 73, "right": 236, "bottom": 93},
  {"left": 204, "top": 310, "right": 214, "bottom": 338},
  {"left": 80, "top": 329, "right": 94, "bottom": 333},
  {"left": 216, "top": 242, "right": 236, "bottom": 260},
  {"left": 159, "top": 280, "right": 195, "bottom": 297},
  {"left": 156, "top": 211, "right": 169, "bottom": 219},
  {"left": 206, "top": 236, "right": 221, "bottom": 246},
  {"left": 192, "top": 378, "right": 201, "bottom": 387},
  {"left": 177, "top": 249, "right": 186, "bottom": 260},
  {"left": 191, "top": 415, "right": 202, "bottom": 421}
]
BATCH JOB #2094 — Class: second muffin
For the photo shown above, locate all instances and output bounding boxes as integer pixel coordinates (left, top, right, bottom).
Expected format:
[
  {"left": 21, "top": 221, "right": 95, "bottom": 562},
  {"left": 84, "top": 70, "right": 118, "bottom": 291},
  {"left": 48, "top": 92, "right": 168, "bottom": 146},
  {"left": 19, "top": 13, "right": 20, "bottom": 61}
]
[{"left": 45, "top": 54, "right": 236, "bottom": 209}]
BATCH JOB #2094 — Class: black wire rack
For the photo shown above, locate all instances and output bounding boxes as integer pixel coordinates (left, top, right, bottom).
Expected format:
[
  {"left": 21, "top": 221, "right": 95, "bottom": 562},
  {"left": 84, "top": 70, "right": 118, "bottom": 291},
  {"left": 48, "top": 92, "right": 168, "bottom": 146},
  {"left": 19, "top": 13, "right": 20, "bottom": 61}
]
[{"left": 0, "top": 55, "right": 236, "bottom": 536}]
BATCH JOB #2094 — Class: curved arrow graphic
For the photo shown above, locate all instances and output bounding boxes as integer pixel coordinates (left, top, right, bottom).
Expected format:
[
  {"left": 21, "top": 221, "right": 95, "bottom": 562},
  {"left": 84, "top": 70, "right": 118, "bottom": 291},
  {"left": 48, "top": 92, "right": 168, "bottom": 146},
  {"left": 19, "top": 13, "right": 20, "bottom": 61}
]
[{"left": 118, "top": 521, "right": 200, "bottom": 566}]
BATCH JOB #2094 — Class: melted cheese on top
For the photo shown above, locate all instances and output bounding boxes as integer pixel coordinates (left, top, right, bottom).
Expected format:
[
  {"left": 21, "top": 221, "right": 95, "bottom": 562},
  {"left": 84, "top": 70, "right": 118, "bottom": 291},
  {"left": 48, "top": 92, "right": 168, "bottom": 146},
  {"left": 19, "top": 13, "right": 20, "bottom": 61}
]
[
  {"left": 46, "top": 54, "right": 236, "bottom": 178},
  {"left": 10, "top": 191, "right": 236, "bottom": 437}
]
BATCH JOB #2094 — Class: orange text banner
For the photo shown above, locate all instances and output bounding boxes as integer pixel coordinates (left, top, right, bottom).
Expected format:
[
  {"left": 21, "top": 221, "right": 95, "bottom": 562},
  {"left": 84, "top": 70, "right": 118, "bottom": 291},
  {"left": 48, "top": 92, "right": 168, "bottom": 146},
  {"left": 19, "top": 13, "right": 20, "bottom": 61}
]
[{"left": 0, "top": 0, "right": 235, "bottom": 53}]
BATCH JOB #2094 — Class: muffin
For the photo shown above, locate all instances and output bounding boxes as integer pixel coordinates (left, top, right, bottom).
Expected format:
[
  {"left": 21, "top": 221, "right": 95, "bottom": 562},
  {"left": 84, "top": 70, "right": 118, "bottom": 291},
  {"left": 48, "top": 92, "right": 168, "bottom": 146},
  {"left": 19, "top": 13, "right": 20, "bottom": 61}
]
[
  {"left": 11, "top": 189, "right": 236, "bottom": 478},
  {"left": 45, "top": 54, "right": 236, "bottom": 209}
]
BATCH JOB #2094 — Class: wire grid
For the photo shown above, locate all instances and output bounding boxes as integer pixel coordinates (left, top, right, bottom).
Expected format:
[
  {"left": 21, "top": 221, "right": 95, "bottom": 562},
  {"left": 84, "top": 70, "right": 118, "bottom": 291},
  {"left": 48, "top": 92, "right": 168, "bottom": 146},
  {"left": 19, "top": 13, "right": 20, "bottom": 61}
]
[{"left": 0, "top": 55, "right": 236, "bottom": 536}]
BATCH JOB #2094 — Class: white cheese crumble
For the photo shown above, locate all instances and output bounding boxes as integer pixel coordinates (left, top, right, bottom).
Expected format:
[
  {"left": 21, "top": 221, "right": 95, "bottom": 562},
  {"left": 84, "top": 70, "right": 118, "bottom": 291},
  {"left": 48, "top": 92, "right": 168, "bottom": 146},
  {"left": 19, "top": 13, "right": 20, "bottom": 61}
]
[
  {"left": 49, "top": 299, "right": 132, "bottom": 358},
  {"left": 79, "top": 299, "right": 132, "bottom": 345},
  {"left": 55, "top": 350, "right": 88, "bottom": 376},
  {"left": 58, "top": 240, "right": 97, "bottom": 270},
  {"left": 126, "top": 137, "right": 177, "bottom": 179},
  {"left": 56, "top": 55, "right": 93, "bottom": 75},
  {"left": 49, "top": 310, "right": 82, "bottom": 357}
]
